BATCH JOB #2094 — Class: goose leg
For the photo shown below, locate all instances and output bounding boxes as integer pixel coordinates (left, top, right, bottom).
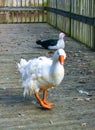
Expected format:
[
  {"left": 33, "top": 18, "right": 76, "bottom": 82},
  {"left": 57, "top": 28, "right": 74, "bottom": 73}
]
[
  {"left": 42, "top": 90, "right": 53, "bottom": 106},
  {"left": 35, "top": 93, "right": 51, "bottom": 109}
]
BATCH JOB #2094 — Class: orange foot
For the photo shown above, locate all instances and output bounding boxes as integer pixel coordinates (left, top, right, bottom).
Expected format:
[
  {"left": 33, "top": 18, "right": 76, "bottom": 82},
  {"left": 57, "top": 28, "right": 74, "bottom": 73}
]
[
  {"left": 35, "top": 93, "right": 52, "bottom": 109},
  {"left": 42, "top": 100, "right": 53, "bottom": 106},
  {"left": 40, "top": 100, "right": 52, "bottom": 109}
]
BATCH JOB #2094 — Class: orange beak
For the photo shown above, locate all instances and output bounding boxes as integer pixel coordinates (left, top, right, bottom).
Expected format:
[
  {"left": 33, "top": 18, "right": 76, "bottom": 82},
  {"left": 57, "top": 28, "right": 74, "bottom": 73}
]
[{"left": 59, "top": 55, "right": 64, "bottom": 65}]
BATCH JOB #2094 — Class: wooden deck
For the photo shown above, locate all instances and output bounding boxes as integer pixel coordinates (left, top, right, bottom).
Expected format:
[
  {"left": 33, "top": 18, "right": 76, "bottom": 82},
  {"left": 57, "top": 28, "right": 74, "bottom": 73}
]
[{"left": 0, "top": 23, "right": 95, "bottom": 130}]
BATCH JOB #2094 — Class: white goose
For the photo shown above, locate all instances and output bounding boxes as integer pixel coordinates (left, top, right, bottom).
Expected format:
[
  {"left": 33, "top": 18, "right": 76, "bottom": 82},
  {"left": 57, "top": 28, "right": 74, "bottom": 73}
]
[{"left": 17, "top": 49, "right": 66, "bottom": 109}]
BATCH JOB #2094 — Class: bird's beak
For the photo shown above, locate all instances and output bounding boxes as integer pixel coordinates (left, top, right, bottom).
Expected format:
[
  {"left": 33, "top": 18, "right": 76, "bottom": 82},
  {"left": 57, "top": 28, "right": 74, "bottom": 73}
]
[{"left": 59, "top": 55, "right": 64, "bottom": 65}]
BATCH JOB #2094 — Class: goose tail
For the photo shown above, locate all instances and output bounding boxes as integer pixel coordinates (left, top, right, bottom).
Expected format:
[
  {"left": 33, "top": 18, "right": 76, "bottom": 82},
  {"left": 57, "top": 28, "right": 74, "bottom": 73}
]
[
  {"left": 36, "top": 40, "right": 42, "bottom": 45},
  {"left": 17, "top": 58, "right": 28, "bottom": 70}
]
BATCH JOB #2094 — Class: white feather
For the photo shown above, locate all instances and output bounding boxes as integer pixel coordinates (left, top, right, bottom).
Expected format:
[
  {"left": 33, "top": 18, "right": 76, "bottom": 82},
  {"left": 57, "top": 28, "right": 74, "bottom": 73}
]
[
  {"left": 17, "top": 49, "right": 66, "bottom": 96},
  {"left": 48, "top": 33, "right": 65, "bottom": 50}
]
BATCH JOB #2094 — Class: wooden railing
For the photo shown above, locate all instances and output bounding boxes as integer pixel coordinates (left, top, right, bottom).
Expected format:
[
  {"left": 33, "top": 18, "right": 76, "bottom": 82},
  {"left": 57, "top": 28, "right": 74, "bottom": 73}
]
[{"left": 0, "top": 0, "right": 47, "bottom": 23}]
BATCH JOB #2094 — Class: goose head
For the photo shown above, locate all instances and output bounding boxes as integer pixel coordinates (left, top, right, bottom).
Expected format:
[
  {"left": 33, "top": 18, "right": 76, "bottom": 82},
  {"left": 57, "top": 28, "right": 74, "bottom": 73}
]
[
  {"left": 52, "top": 49, "right": 66, "bottom": 65},
  {"left": 59, "top": 32, "right": 65, "bottom": 40}
]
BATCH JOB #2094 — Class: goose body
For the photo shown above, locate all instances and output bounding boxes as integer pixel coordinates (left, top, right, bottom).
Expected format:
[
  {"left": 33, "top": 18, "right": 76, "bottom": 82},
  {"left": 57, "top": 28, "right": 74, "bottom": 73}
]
[
  {"left": 36, "top": 32, "right": 65, "bottom": 50},
  {"left": 36, "top": 39, "right": 58, "bottom": 49},
  {"left": 18, "top": 49, "right": 66, "bottom": 109}
]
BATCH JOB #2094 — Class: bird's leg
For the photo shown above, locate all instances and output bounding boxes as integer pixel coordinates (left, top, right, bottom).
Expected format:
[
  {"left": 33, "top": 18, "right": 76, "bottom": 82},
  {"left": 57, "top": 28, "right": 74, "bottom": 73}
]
[
  {"left": 42, "top": 89, "right": 53, "bottom": 106},
  {"left": 34, "top": 92, "right": 51, "bottom": 109}
]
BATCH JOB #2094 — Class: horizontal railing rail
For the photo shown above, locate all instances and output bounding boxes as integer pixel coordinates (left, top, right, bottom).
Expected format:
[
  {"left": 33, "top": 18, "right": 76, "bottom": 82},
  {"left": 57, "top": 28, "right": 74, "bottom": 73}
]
[
  {"left": 0, "top": 7, "right": 44, "bottom": 11},
  {"left": 45, "top": 7, "right": 95, "bottom": 27}
]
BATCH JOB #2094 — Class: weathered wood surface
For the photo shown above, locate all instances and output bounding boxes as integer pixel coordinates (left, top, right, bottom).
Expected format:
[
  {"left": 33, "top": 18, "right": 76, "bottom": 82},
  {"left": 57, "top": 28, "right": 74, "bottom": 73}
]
[
  {"left": 0, "top": 23, "right": 95, "bottom": 130},
  {"left": 47, "top": 0, "right": 70, "bottom": 34},
  {"left": 0, "top": 0, "right": 47, "bottom": 23},
  {"left": 71, "top": 0, "right": 95, "bottom": 49},
  {"left": 0, "top": 0, "right": 47, "bottom": 7}
]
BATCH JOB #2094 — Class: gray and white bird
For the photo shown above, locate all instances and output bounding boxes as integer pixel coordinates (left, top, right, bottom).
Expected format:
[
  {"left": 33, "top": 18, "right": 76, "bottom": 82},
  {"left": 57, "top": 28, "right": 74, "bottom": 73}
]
[{"left": 36, "top": 32, "right": 65, "bottom": 49}]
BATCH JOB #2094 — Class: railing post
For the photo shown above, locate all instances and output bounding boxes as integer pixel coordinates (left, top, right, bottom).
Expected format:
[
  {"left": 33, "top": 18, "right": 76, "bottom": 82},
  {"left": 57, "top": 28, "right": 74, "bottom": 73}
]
[
  {"left": 69, "top": 0, "right": 72, "bottom": 37},
  {"left": 94, "top": 26, "right": 95, "bottom": 50},
  {"left": 56, "top": 0, "right": 57, "bottom": 27}
]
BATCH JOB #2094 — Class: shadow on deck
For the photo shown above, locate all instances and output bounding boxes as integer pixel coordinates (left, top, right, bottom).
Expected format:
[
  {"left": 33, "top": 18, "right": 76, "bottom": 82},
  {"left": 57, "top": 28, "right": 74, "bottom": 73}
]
[{"left": 0, "top": 23, "right": 95, "bottom": 130}]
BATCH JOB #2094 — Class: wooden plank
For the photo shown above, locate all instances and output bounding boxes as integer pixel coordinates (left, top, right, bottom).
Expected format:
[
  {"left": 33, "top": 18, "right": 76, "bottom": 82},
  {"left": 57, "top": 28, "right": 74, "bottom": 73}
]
[
  {"left": 70, "top": 0, "right": 95, "bottom": 49},
  {"left": 56, "top": 0, "right": 70, "bottom": 34},
  {"left": 0, "top": 24, "right": 95, "bottom": 129}
]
